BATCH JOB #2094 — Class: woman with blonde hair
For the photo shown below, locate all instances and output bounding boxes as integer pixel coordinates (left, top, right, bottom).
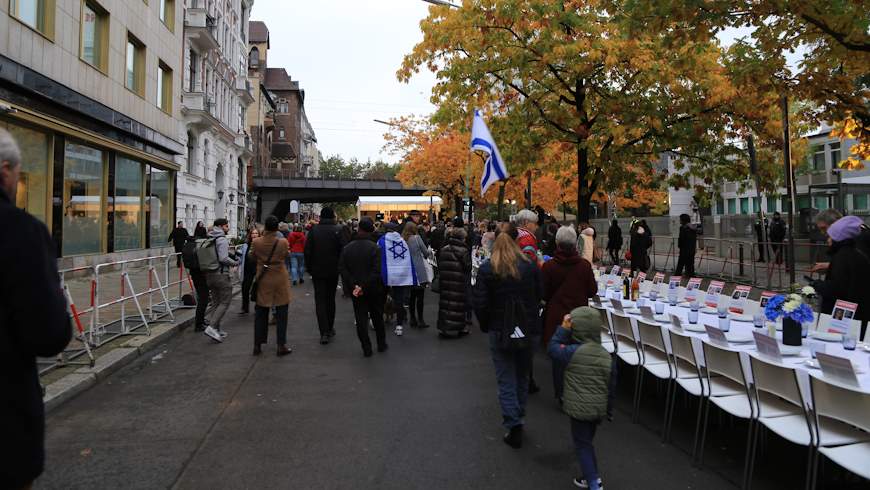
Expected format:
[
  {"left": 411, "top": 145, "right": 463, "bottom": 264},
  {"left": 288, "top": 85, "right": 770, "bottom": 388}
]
[{"left": 473, "top": 232, "right": 542, "bottom": 449}]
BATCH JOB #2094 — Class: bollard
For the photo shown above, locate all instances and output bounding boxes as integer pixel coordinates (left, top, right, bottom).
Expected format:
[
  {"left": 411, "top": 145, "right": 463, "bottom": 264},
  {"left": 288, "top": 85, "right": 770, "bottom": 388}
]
[{"left": 739, "top": 243, "right": 744, "bottom": 277}]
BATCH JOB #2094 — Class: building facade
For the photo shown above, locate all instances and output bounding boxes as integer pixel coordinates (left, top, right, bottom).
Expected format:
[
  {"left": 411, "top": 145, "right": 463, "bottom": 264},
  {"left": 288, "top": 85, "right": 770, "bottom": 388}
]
[
  {"left": 263, "top": 67, "right": 318, "bottom": 177},
  {"left": 1, "top": 0, "right": 184, "bottom": 264},
  {"left": 178, "top": 0, "right": 254, "bottom": 237},
  {"left": 244, "top": 20, "right": 274, "bottom": 222}
]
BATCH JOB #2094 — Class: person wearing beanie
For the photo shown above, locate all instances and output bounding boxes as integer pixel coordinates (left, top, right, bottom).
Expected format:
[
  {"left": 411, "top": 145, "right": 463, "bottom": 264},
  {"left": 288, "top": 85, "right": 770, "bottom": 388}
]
[
  {"left": 547, "top": 306, "right": 612, "bottom": 490},
  {"left": 813, "top": 215, "right": 870, "bottom": 338},
  {"left": 304, "top": 206, "right": 347, "bottom": 344},
  {"left": 338, "top": 218, "right": 388, "bottom": 356}
]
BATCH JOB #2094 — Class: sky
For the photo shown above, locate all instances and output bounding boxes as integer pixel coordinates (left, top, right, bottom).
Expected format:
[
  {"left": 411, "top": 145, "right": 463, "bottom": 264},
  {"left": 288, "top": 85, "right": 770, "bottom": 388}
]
[{"left": 251, "top": 0, "right": 439, "bottom": 164}]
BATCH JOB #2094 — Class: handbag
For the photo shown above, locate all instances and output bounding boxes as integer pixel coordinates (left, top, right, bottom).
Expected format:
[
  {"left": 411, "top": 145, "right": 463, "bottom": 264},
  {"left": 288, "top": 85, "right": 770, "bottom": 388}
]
[{"left": 249, "top": 240, "right": 279, "bottom": 303}]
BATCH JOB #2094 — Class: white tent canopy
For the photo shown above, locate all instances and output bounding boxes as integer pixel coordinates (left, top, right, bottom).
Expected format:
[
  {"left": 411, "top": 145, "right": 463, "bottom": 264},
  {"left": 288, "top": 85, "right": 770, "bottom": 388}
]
[
  {"left": 357, "top": 196, "right": 443, "bottom": 206},
  {"left": 357, "top": 196, "right": 443, "bottom": 220}
]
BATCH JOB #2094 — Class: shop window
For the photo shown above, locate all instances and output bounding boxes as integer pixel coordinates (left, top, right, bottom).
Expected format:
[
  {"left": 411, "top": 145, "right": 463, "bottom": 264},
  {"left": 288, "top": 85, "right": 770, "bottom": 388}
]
[
  {"left": 80, "top": 1, "right": 109, "bottom": 72},
  {"left": 2, "top": 120, "right": 50, "bottom": 224},
  {"left": 114, "top": 157, "right": 143, "bottom": 250},
  {"left": 148, "top": 167, "right": 172, "bottom": 247},
  {"left": 10, "top": 0, "right": 55, "bottom": 38},
  {"left": 63, "top": 142, "right": 105, "bottom": 255}
]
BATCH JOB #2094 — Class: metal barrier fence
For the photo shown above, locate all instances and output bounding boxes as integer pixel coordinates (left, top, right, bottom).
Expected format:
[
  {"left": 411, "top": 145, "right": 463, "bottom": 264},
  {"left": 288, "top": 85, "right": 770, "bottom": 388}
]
[{"left": 43, "top": 247, "right": 238, "bottom": 375}]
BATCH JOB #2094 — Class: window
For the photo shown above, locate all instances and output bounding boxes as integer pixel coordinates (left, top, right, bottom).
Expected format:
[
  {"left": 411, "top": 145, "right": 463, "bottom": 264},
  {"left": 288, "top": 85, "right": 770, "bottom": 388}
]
[
  {"left": 148, "top": 167, "right": 172, "bottom": 247},
  {"left": 125, "top": 34, "right": 145, "bottom": 96},
  {"left": 248, "top": 47, "right": 259, "bottom": 68},
  {"left": 157, "top": 61, "right": 173, "bottom": 112},
  {"left": 813, "top": 196, "right": 829, "bottom": 211},
  {"left": 114, "top": 157, "right": 143, "bottom": 251},
  {"left": 829, "top": 142, "right": 841, "bottom": 169},
  {"left": 766, "top": 196, "right": 777, "bottom": 213},
  {"left": 797, "top": 195, "right": 811, "bottom": 210},
  {"left": 727, "top": 198, "right": 736, "bottom": 215},
  {"left": 811, "top": 145, "right": 826, "bottom": 172},
  {"left": 739, "top": 197, "right": 749, "bottom": 214},
  {"left": 186, "top": 132, "right": 196, "bottom": 175},
  {"left": 752, "top": 197, "right": 760, "bottom": 214},
  {"left": 277, "top": 101, "right": 288, "bottom": 113},
  {"left": 278, "top": 127, "right": 285, "bottom": 139},
  {"left": 159, "top": 0, "right": 174, "bottom": 31},
  {"left": 188, "top": 50, "right": 198, "bottom": 92},
  {"left": 80, "top": 1, "right": 109, "bottom": 72},
  {"left": 716, "top": 198, "right": 725, "bottom": 215},
  {"left": 10, "top": 0, "right": 54, "bottom": 37},
  {"left": 853, "top": 194, "right": 869, "bottom": 211},
  {"left": 2, "top": 120, "right": 50, "bottom": 223},
  {"left": 63, "top": 142, "right": 105, "bottom": 255}
]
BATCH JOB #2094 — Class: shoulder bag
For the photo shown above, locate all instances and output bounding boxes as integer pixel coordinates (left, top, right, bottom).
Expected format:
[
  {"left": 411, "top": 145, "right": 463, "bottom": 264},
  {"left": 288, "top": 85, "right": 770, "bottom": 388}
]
[{"left": 250, "top": 239, "right": 279, "bottom": 303}]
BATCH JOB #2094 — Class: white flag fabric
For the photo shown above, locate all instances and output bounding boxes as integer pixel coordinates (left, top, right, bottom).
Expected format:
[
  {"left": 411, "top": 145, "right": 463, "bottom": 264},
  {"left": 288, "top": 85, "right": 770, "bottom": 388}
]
[{"left": 471, "top": 110, "right": 509, "bottom": 195}]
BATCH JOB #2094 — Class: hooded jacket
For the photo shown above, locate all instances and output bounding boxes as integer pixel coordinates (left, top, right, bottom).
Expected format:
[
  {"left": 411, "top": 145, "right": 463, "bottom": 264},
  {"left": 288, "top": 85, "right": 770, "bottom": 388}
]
[
  {"left": 548, "top": 307, "right": 612, "bottom": 421},
  {"left": 207, "top": 227, "right": 239, "bottom": 271}
]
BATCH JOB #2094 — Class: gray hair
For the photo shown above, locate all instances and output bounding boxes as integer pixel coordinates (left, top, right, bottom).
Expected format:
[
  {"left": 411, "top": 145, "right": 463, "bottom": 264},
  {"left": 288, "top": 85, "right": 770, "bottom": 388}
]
[
  {"left": 514, "top": 209, "right": 538, "bottom": 227},
  {"left": 555, "top": 225, "right": 577, "bottom": 248},
  {"left": 815, "top": 208, "right": 843, "bottom": 227},
  {"left": 0, "top": 128, "right": 21, "bottom": 167}
]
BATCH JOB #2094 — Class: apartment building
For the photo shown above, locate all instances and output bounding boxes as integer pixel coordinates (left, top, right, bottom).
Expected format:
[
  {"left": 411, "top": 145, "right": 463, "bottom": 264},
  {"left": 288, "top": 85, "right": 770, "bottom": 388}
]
[
  {"left": 263, "top": 67, "right": 318, "bottom": 177},
  {"left": 1, "top": 0, "right": 184, "bottom": 264},
  {"left": 178, "top": 0, "right": 253, "bottom": 236}
]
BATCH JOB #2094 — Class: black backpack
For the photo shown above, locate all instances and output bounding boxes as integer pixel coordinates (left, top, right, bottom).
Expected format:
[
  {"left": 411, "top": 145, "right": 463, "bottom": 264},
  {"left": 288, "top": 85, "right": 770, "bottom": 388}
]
[
  {"left": 181, "top": 239, "right": 200, "bottom": 271},
  {"left": 497, "top": 293, "right": 530, "bottom": 352}
]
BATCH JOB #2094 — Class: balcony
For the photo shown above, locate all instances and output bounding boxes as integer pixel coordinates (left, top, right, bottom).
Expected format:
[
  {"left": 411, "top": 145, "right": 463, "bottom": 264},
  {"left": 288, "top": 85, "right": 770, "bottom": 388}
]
[
  {"left": 235, "top": 78, "right": 254, "bottom": 106},
  {"left": 182, "top": 91, "right": 233, "bottom": 140},
  {"left": 184, "top": 8, "right": 219, "bottom": 52},
  {"left": 235, "top": 132, "right": 254, "bottom": 159}
]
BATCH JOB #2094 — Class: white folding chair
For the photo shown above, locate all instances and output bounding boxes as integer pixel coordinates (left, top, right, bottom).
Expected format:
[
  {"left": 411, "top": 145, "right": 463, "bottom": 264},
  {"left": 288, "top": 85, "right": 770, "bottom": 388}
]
[
  {"left": 609, "top": 311, "right": 644, "bottom": 421},
  {"left": 748, "top": 355, "right": 815, "bottom": 490},
  {"left": 635, "top": 318, "right": 672, "bottom": 426},
  {"left": 809, "top": 374, "right": 870, "bottom": 489},
  {"left": 699, "top": 340, "right": 756, "bottom": 487},
  {"left": 592, "top": 304, "right": 614, "bottom": 354}
]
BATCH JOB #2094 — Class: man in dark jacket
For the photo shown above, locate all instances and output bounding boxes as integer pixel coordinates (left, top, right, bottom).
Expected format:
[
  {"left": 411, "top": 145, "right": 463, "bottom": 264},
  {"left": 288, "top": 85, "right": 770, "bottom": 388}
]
[
  {"left": 675, "top": 214, "right": 697, "bottom": 277},
  {"left": 338, "top": 218, "right": 387, "bottom": 356},
  {"left": 304, "top": 207, "right": 347, "bottom": 344},
  {"left": 0, "top": 129, "right": 71, "bottom": 489},
  {"left": 168, "top": 221, "right": 189, "bottom": 267},
  {"left": 769, "top": 212, "right": 787, "bottom": 265}
]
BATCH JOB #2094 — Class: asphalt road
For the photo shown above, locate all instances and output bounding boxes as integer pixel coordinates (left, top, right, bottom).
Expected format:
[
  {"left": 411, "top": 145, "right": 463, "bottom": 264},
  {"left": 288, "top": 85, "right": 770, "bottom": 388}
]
[{"left": 38, "top": 280, "right": 826, "bottom": 490}]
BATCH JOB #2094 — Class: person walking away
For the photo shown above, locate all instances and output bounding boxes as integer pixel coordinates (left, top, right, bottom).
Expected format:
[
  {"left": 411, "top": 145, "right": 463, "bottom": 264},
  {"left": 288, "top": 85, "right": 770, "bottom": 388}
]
[
  {"left": 0, "top": 129, "right": 72, "bottom": 490},
  {"left": 200, "top": 218, "right": 238, "bottom": 342},
  {"left": 542, "top": 226, "right": 597, "bottom": 400},
  {"left": 754, "top": 217, "right": 767, "bottom": 262},
  {"left": 238, "top": 226, "right": 260, "bottom": 314},
  {"left": 675, "top": 214, "right": 697, "bottom": 277},
  {"left": 437, "top": 226, "right": 472, "bottom": 337},
  {"left": 577, "top": 225, "right": 595, "bottom": 264},
  {"left": 809, "top": 209, "right": 843, "bottom": 275},
  {"left": 304, "top": 207, "right": 346, "bottom": 344},
  {"left": 251, "top": 216, "right": 292, "bottom": 356},
  {"left": 403, "top": 222, "right": 432, "bottom": 328},
  {"left": 769, "top": 212, "right": 787, "bottom": 265},
  {"left": 629, "top": 223, "right": 652, "bottom": 274},
  {"left": 812, "top": 216, "right": 870, "bottom": 339},
  {"left": 548, "top": 307, "right": 612, "bottom": 490},
  {"left": 194, "top": 221, "right": 208, "bottom": 240},
  {"left": 339, "top": 218, "right": 388, "bottom": 356},
  {"left": 473, "top": 233, "right": 542, "bottom": 449},
  {"left": 606, "top": 220, "right": 622, "bottom": 266},
  {"left": 287, "top": 224, "right": 306, "bottom": 285},
  {"left": 185, "top": 225, "right": 211, "bottom": 331},
  {"left": 514, "top": 209, "right": 540, "bottom": 262},
  {"left": 168, "top": 221, "right": 189, "bottom": 268},
  {"left": 379, "top": 223, "right": 417, "bottom": 336}
]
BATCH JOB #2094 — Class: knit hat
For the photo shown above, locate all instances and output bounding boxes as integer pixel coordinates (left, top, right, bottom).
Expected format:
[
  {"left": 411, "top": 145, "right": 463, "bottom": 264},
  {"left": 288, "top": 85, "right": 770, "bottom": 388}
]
[
  {"left": 827, "top": 215, "right": 864, "bottom": 242},
  {"left": 358, "top": 218, "right": 375, "bottom": 233}
]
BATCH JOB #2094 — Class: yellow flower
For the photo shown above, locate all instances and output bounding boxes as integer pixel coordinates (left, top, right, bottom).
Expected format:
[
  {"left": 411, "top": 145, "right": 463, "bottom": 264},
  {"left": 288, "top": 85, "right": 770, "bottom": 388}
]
[{"left": 783, "top": 300, "right": 800, "bottom": 313}]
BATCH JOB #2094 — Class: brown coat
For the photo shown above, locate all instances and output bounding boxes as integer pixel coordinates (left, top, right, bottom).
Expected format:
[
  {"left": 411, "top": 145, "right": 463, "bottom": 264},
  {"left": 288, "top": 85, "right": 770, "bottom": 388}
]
[
  {"left": 252, "top": 232, "right": 291, "bottom": 307},
  {"left": 541, "top": 249, "right": 598, "bottom": 345}
]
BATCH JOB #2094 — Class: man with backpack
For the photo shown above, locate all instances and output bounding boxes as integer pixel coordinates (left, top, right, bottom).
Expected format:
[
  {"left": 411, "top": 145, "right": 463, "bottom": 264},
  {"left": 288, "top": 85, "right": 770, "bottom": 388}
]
[
  {"left": 182, "top": 225, "right": 210, "bottom": 332},
  {"left": 199, "top": 218, "right": 238, "bottom": 342}
]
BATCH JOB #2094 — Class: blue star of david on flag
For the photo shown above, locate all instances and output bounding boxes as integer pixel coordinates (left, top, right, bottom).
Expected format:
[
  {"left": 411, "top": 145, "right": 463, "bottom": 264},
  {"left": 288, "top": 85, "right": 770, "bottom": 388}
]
[
  {"left": 471, "top": 110, "right": 509, "bottom": 196},
  {"left": 388, "top": 239, "right": 407, "bottom": 260}
]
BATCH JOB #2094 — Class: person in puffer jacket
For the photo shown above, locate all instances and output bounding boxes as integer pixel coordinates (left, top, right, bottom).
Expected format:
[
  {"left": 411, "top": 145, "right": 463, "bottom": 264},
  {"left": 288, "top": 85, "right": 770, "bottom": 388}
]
[{"left": 548, "top": 306, "right": 612, "bottom": 490}]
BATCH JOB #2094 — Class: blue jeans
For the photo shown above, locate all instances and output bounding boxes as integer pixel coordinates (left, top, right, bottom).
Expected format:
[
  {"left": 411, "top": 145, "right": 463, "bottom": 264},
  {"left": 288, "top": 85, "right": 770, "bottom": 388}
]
[
  {"left": 489, "top": 331, "right": 532, "bottom": 429},
  {"left": 571, "top": 418, "right": 601, "bottom": 489},
  {"left": 290, "top": 252, "right": 305, "bottom": 282}
]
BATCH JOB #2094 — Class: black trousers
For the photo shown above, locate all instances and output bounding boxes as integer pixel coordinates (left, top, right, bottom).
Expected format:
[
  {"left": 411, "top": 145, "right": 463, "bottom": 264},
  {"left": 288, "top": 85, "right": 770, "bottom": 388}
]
[
  {"left": 675, "top": 251, "right": 695, "bottom": 277},
  {"left": 241, "top": 270, "right": 255, "bottom": 312},
  {"left": 313, "top": 275, "right": 339, "bottom": 335},
  {"left": 391, "top": 286, "right": 409, "bottom": 326},
  {"left": 352, "top": 291, "right": 386, "bottom": 352},
  {"left": 409, "top": 286, "right": 425, "bottom": 324},
  {"left": 771, "top": 242, "right": 784, "bottom": 264},
  {"left": 190, "top": 270, "right": 209, "bottom": 329},
  {"left": 608, "top": 248, "right": 620, "bottom": 266},
  {"left": 255, "top": 304, "right": 287, "bottom": 346}
]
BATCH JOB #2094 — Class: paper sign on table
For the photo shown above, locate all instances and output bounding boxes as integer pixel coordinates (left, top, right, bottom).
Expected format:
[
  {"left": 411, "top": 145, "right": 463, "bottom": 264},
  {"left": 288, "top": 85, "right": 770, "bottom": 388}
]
[
  {"left": 753, "top": 331, "right": 782, "bottom": 362},
  {"left": 704, "top": 324, "right": 729, "bottom": 346},
  {"left": 669, "top": 314, "right": 683, "bottom": 330},
  {"left": 637, "top": 272, "right": 646, "bottom": 283},
  {"left": 815, "top": 352, "right": 860, "bottom": 386},
  {"left": 669, "top": 276, "right": 682, "bottom": 290},
  {"left": 729, "top": 285, "right": 752, "bottom": 314},
  {"left": 653, "top": 272, "right": 665, "bottom": 285},
  {"left": 827, "top": 300, "right": 858, "bottom": 335},
  {"left": 705, "top": 280, "right": 725, "bottom": 308},
  {"left": 639, "top": 306, "right": 655, "bottom": 322},
  {"left": 759, "top": 291, "right": 776, "bottom": 309},
  {"left": 609, "top": 298, "right": 625, "bottom": 312},
  {"left": 684, "top": 278, "right": 703, "bottom": 302}
]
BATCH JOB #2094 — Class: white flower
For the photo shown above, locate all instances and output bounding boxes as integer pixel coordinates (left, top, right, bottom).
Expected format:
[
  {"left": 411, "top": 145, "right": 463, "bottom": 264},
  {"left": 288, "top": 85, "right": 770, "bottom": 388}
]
[
  {"left": 783, "top": 300, "right": 800, "bottom": 313},
  {"left": 789, "top": 293, "right": 802, "bottom": 302},
  {"left": 801, "top": 286, "right": 816, "bottom": 296}
]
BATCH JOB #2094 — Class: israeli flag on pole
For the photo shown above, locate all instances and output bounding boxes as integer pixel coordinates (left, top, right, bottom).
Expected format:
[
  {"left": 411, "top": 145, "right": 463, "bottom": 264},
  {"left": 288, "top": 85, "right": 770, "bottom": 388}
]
[{"left": 471, "top": 110, "right": 509, "bottom": 195}]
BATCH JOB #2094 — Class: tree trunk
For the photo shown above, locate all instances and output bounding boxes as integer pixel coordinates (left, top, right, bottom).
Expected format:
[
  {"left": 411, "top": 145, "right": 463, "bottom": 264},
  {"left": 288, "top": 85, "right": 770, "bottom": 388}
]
[
  {"left": 497, "top": 181, "right": 506, "bottom": 220},
  {"left": 576, "top": 143, "right": 591, "bottom": 222}
]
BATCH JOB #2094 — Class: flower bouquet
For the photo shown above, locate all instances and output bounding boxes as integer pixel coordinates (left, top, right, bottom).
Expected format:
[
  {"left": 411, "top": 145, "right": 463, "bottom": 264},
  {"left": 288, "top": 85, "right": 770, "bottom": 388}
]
[{"left": 764, "top": 286, "right": 816, "bottom": 346}]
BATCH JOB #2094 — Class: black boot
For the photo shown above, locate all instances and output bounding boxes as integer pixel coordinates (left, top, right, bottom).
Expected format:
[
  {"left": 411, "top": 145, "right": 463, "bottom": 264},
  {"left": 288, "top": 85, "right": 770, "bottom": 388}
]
[
  {"left": 409, "top": 314, "right": 419, "bottom": 328},
  {"left": 503, "top": 425, "right": 523, "bottom": 449}
]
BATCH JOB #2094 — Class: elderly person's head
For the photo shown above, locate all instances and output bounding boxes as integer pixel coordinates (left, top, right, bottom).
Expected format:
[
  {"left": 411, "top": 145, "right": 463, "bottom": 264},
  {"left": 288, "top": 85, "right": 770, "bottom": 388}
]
[
  {"left": 514, "top": 209, "right": 539, "bottom": 232},
  {"left": 0, "top": 129, "right": 22, "bottom": 201},
  {"left": 555, "top": 225, "right": 577, "bottom": 252},
  {"left": 814, "top": 208, "right": 843, "bottom": 236}
]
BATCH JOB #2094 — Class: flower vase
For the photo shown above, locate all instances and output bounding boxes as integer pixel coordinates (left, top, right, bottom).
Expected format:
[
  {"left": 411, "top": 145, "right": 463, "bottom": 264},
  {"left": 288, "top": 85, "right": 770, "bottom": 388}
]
[{"left": 782, "top": 318, "right": 802, "bottom": 346}]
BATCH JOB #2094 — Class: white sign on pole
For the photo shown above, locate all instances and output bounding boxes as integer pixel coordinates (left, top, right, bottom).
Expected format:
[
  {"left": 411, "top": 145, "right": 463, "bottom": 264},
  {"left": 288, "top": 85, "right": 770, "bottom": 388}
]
[{"left": 289, "top": 200, "right": 299, "bottom": 214}]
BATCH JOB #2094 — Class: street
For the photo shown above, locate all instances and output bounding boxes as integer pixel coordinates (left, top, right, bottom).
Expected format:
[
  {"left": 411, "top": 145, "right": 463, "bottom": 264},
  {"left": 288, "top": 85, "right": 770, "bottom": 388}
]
[{"left": 39, "top": 281, "right": 767, "bottom": 490}]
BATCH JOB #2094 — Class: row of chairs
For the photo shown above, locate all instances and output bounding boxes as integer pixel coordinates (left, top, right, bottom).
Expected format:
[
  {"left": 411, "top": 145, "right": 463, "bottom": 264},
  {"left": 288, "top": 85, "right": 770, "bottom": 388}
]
[{"left": 592, "top": 305, "right": 870, "bottom": 490}]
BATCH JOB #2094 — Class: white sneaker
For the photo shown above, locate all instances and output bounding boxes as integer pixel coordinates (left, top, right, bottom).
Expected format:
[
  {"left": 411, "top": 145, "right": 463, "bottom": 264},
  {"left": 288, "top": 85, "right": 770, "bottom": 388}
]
[
  {"left": 394, "top": 325, "right": 403, "bottom": 336},
  {"left": 573, "top": 477, "right": 603, "bottom": 489},
  {"left": 204, "top": 326, "right": 223, "bottom": 343}
]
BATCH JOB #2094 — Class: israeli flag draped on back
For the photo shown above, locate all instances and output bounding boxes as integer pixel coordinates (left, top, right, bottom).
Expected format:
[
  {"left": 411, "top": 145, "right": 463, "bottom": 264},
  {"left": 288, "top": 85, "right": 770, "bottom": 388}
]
[{"left": 471, "top": 110, "right": 509, "bottom": 195}]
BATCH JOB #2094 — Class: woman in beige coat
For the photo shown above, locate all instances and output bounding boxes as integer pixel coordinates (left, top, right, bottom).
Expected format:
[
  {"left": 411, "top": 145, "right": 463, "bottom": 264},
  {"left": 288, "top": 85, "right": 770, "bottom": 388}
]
[
  {"left": 252, "top": 216, "right": 292, "bottom": 356},
  {"left": 578, "top": 226, "right": 596, "bottom": 264}
]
